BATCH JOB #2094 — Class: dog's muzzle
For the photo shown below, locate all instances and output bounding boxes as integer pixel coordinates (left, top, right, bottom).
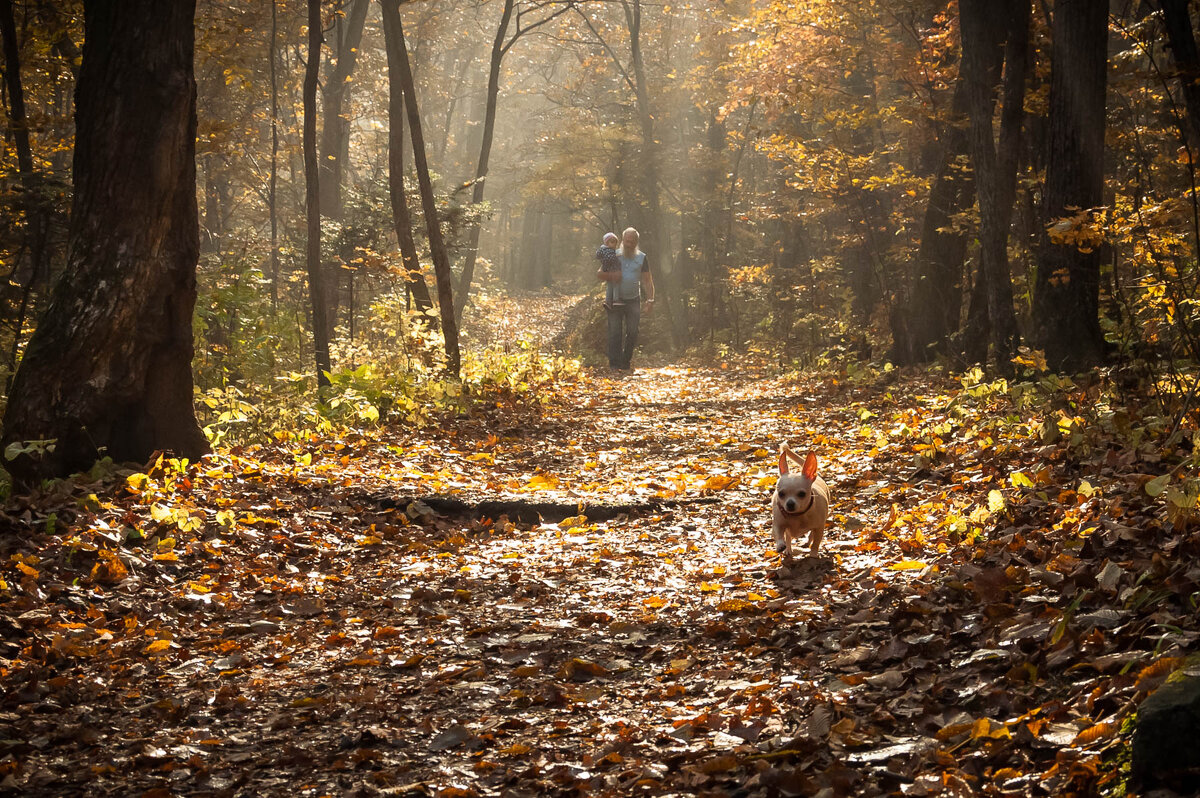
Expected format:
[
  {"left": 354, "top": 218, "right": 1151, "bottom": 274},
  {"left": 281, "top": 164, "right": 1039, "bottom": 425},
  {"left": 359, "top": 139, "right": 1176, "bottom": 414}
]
[{"left": 780, "top": 495, "right": 814, "bottom": 516}]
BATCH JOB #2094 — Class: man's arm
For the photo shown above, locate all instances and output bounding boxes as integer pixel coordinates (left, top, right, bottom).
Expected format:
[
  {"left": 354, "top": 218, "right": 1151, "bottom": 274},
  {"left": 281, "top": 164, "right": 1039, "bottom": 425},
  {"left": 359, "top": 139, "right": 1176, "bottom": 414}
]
[
  {"left": 597, "top": 268, "right": 620, "bottom": 282},
  {"left": 641, "top": 268, "right": 656, "bottom": 308}
]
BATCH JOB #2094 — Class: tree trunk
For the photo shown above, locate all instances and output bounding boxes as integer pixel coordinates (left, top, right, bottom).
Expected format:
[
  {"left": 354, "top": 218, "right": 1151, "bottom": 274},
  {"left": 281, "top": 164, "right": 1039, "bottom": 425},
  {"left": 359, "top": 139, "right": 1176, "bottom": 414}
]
[
  {"left": 1032, "top": 0, "right": 1107, "bottom": 370},
  {"left": 269, "top": 0, "right": 279, "bottom": 311},
  {"left": 381, "top": 1, "right": 460, "bottom": 377},
  {"left": 896, "top": 77, "right": 974, "bottom": 364},
  {"left": 454, "top": 0, "right": 514, "bottom": 324},
  {"left": 318, "top": 0, "right": 367, "bottom": 220},
  {"left": 318, "top": 0, "right": 368, "bottom": 331},
  {"left": 960, "top": 0, "right": 1026, "bottom": 371},
  {"left": 2, "top": 0, "right": 208, "bottom": 485},
  {"left": 380, "top": 0, "right": 433, "bottom": 314},
  {"left": 35, "top": 0, "right": 81, "bottom": 79},
  {"left": 0, "top": 0, "right": 50, "bottom": 376},
  {"left": 1161, "top": 0, "right": 1200, "bottom": 148},
  {"left": 624, "top": 0, "right": 681, "bottom": 347},
  {"left": 304, "top": 0, "right": 331, "bottom": 387}
]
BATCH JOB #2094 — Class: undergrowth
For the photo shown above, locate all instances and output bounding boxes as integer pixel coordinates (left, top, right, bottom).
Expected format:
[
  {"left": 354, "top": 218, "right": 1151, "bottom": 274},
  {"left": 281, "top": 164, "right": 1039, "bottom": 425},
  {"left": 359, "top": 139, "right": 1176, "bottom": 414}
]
[{"left": 196, "top": 289, "right": 581, "bottom": 449}]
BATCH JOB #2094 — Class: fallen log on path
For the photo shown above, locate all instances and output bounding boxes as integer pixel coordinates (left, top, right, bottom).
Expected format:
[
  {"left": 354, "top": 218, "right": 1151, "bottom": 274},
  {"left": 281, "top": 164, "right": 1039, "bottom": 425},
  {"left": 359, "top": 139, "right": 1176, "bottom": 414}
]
[{"left": 359, "top": 491, "right": 725, "bottom": 524}]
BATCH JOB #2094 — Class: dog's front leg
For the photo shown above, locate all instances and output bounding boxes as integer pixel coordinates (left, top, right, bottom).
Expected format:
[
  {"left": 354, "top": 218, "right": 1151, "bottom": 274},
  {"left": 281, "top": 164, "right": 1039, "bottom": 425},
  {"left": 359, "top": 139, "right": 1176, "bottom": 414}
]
[{"left": 774, "top": 527, "right": 793, "bottom": 559}]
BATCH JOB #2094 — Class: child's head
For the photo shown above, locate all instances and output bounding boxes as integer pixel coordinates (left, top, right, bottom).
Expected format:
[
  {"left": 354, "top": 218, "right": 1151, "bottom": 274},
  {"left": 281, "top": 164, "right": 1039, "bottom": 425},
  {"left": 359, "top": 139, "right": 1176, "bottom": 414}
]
[{"left": 603, "top": 232, "right": 619, "bottom": 247}]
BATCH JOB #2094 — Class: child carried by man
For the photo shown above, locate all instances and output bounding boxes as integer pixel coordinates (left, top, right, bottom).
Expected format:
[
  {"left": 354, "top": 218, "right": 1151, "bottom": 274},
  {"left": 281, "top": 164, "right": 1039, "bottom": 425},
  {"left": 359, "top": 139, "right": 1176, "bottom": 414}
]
[{"left": 595, "top": 232, "right": 622, "bottom": 308}]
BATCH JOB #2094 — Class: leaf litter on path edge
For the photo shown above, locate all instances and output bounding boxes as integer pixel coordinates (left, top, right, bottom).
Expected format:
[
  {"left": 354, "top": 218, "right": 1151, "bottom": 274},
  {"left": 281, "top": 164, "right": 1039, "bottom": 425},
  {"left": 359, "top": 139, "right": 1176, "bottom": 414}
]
[{"left": 1, "top": 359, "right": 1197, "bottom": 796}]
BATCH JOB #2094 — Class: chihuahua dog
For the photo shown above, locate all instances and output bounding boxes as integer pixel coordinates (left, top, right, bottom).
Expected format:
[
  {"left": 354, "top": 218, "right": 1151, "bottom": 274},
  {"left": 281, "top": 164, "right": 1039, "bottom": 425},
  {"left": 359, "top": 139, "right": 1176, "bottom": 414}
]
[{"left": 772, "top": 443, "right": 830, "bottom": 558}]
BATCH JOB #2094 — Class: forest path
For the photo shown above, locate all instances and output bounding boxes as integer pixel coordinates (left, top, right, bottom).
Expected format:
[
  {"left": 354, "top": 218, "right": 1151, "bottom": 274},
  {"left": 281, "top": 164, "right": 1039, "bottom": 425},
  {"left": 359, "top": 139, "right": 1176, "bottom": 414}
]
[{"left": 1, "top": 334, "right": 1182, "bottom": 796}]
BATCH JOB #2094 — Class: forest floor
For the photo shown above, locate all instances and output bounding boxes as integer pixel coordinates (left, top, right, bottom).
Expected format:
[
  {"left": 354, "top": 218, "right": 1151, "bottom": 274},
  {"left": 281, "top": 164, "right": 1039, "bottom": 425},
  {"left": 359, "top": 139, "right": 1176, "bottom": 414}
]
[{"left": 1, "top": 292, "right": 1198, "bottom": 797}]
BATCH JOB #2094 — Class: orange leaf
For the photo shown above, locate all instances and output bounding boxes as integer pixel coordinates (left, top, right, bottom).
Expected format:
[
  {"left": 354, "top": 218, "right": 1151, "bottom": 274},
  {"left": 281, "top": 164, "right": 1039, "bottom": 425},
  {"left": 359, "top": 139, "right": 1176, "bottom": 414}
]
[{"left": 1072, "top": 722, "right": 1115, "bottom": 746}]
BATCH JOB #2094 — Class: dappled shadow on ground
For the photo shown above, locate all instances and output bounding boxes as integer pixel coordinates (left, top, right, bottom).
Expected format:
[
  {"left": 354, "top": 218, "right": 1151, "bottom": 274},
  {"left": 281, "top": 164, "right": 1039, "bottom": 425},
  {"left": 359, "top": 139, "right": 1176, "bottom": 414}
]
[{"left": 1, "top": 352, "right": 1197, "bottom": 795}]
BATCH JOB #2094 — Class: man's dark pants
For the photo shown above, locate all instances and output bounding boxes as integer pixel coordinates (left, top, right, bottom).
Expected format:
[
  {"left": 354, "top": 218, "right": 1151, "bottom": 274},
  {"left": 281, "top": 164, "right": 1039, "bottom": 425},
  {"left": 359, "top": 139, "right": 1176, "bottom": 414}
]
[{"left": 606, "top": 300, "right": 641, "bottom": 369}]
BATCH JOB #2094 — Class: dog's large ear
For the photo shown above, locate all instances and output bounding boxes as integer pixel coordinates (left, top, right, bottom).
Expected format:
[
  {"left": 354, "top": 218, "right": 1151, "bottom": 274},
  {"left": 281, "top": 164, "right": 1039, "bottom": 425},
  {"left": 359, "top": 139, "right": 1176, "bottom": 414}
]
[
  {"left": 802, "top": 451, "right": 818, "bottom": 480},
  {"left": 778, "top": 444, "right": 791, "bottom": 475}
]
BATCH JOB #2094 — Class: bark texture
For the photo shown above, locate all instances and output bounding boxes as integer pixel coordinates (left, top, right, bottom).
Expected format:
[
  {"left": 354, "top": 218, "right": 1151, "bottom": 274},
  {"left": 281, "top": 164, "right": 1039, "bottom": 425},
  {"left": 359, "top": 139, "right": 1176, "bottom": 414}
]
[
  {"left": 2, "top": 0, "right": 208, "bottom": 484},
  {"left": 1161, "top": 0, "right": 1200, "bottom": 147},
  {"left": 303, "top": 0, "right": 331, "bottom": 386},
  {"left": 895, "top": 77, "right": 973, "bottom": 365},
  {"left": 1032, "top": 0, "right": 1108, "bottom": 370},
  {"left": 382, "top": 0, "right": 461, "bottom": 376},
  {"left": 381, "top": 0, "right": 433, "bottom": 313},
  {"left": 960, "top": 0, "right": 1027, "bottom": 370}
]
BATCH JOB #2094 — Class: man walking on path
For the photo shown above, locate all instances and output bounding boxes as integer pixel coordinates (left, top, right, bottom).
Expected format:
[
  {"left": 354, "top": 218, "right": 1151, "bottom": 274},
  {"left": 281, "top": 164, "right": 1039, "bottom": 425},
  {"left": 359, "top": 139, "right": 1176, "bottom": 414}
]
[{"left": 596, "top": 227, "right": 655, "bottom": 373}]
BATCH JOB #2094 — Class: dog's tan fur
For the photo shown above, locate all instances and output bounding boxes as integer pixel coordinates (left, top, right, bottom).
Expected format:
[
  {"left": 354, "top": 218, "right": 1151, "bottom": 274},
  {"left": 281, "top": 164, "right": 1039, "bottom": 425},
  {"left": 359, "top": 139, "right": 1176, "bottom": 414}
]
[{"left": 772, "top": 444, "right": 829, "bottom": 558}]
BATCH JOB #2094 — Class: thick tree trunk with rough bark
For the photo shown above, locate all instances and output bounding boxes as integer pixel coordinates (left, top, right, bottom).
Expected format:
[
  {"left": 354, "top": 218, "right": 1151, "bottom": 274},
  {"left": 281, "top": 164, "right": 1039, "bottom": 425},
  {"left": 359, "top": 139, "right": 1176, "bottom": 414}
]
[
  {"left": 895, "top": 78, "right": 974, "bottom": 364},
  {"left": 304, "top": 0, "right": 331, "bottom": 387},
  {"left": 1, "top": 0, "right": 208, "bottom": 485},
  {"left": 382, "top": 1, "right": 461, "bottom": 377},
  {"left": 1032, "top": 0, "right": 1108, "bottom": 370},
  {"left": 380, "top": 0, "right": 433, "bottom": 314}
]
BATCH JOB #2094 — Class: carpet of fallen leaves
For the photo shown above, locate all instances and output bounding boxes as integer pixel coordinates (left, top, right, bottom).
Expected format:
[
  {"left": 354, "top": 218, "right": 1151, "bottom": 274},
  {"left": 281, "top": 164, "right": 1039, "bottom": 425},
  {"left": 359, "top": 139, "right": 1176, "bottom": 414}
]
[{"left": 2, "top": 298, "right": 1199, "bottom": 796}]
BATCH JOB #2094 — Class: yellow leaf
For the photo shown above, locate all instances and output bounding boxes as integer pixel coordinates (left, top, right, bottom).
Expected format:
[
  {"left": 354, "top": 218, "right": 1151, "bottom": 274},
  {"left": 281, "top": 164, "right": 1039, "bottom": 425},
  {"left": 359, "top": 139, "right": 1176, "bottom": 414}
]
[
  {"left": 889, "top": 560, "right": 928, "bottom": 570},
  {"left": 699, "top": 581, "right": 723, "bottom": 593},
  {"left": 145, "top": 639, "right": 172, "bottom": 654},
  {"left": 702, "top": 475, "right": 738, "bottom": 491},
  {"left": 526, "top": 473, "right": 560, "bottom": 491},
  {"left": 15, "top": 562, "right": 38, "bottom": 578},
  {"left": 1009, "top": 471, "right": 1034, "bottom": 489},
  {"left": 152, "top": 551, "right": 178, "bottom": 562},
  {"left": 644, "top": 596, "right": 668, "bottom": 609}
]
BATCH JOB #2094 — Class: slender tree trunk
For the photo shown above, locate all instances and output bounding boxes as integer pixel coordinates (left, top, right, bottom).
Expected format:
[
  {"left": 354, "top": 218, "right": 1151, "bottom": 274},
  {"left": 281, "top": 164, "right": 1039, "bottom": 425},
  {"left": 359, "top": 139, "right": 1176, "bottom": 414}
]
[
  {"left": 0, "top": 0, "right": 33, "bottom": 179},
  {"left": 382, "top": 1, "right": 460, "bottom": 377},
  {"left": 318, "top": 0, "right": 367, "bottom": 331},
  {"left": 0, "top": 0, "right": 49, "bottom": 379},
  {"left": 438, "top": 51, "right": 472, "bottom": 164},
  {"left": 454, "top": 0, "right": 514, "bottom": 324},
  {"left": 1032, "top": 0, "right": 1108, "bottom": 370},
  {"left": 624, "top": 0, "right": 681, "bottom": 347},
  {"left": 1161, "top": 0, "right": 1200, "bottom": 147},
  {"left": 961, "top": 0, "right": 1027, "bottom": 370},
  {"left": 380, "top": 0, "right": 433, "bottom": 315},
  {"left": 304, "top": 0, "right": 331, "bottom": 387},
  {"left": 269, "top": 0, "right": 279, "bottom": 311},
  {"left": 1, "top": 0, "right": 208, "bottom": 485},
  {"left": 319, "top": 0, "right": 367, "bottom": 220}
]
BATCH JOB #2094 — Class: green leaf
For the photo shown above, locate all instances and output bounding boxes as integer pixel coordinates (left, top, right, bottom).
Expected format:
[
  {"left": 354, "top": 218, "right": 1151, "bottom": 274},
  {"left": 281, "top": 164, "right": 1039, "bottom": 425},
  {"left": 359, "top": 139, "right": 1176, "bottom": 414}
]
[{"left": 1145, "top": 475, "right": 1171, "bottom": 497}]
